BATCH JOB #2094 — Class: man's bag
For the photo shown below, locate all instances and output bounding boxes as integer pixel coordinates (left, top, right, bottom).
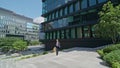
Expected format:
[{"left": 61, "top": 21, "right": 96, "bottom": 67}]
[{"left": 53, "top": 47, "right": 56, "bottom": 52}]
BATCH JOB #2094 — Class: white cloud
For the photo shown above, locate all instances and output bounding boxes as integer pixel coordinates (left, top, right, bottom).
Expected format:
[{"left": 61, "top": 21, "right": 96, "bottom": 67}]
[{"left": 33, "top": 17, "right": 44, "bottom": 24}]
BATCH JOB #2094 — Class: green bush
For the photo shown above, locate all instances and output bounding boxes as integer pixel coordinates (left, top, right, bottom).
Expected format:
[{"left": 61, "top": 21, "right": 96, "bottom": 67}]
[
  {"left": 0, "top": 38, "right": 18, "bottom": 47},
  {"left": 97, "top": 49, "right": 105, "bottom": 57},
  {"left": 112, "top": 62, "right": 120, "bottom": 68},
  {"left": 0, "top": 37, "right": 27, "bottom": 53},
  {"left": 98, "top": 44, "right": 120, "bottom": 68},
  {"left": 13, "top": 40, "right": 27, "bottom": 52},
  {"left": 0, "top": 38, "right": 22, "bottom": 53},
  {"left": 103, "top": 50, "right": 120, "bottom": 64},
  {"left": 103, "top": 44, "right": 120, "bottom": 54}
]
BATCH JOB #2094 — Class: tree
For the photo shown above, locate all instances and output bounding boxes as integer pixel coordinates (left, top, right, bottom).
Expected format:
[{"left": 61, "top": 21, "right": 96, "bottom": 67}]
[{"left": 95, "top": 1, "right": 120, "bottom": 44}]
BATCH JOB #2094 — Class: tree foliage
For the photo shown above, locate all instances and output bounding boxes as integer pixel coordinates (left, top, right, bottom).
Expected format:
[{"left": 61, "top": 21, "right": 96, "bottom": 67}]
[{"left": 95, "top": 1, "right": 120, "bottom": 43}]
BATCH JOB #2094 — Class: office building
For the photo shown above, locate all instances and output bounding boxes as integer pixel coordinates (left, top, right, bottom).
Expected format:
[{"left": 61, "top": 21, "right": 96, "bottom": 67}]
[
  {"left": 41, "top": 0, "right": 120, "bottom": 50},
  {"left": 0, "top": 7, "right": 39, "bottom": 41}
]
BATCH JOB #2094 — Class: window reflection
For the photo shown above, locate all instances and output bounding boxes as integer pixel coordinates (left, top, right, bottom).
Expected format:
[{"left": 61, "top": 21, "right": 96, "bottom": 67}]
[
  {"left": 98, "top": 0, "right": 107, "bottom": 3},
  {"left": 75, "top": 1, "right": 79, "bottom": 11},
  {"left": 69, "top": 4, "right": 73, "bottom": 13},
  {"left": 89, "top": 0, "right": 96, "bottom": 6},
  {"left": 81, "top": 0, "right": 87, "bottom": 9},
  {"left": 64, "top": 7, "right": 68, "bottom": 15}
]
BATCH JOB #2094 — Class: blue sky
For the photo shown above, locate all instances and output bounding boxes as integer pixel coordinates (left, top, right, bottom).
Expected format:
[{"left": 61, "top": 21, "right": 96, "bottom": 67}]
[{"left": 0, "top": 0, "right": 42, "bottom": 18}]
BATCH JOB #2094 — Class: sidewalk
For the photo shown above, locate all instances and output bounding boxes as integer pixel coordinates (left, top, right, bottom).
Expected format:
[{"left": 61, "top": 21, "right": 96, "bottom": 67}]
[{"left": 15, "top": 47, "right": 109, "bottom": 68}]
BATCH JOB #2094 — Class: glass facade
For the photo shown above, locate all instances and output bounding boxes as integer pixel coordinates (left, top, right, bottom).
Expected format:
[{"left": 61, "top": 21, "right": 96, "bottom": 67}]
[
  {"left": 26, "top": 23, "right": 39, "bottom": 41},
  {"left": 75, "top": 1, "right": 80, "bottom": 11},
  {"left": 0, "top": 15, "right": 26, "bottom": 36},
  {"left": 44, "top": 0, "right": 107, "bottom": 22},
  {"left": 89, "top": 0, "right": 97, "bottom": 6},
  {"left": 69, "top": 4, "right": 74, "bottom": 13},
  {"left": 71, "top": 28, "right": 75, "bottom": 38},
  {"left": 81, "top": 0, "right": 88, "bottom": 9},
  {"left": 0, "top": 8, "right": 39, "bottom": 41},
  {"left": 42, "top": 0, "right": 73, "bottom": 14},
  {"left": 42, "top": 0, "right": 111, "bottom": 40},
  {"left": 98, "top": 0, "right": 107, "bottom": 3},
  {"left": 77, "top": 27, "right": 82, "bottom": 38},
  {"left": 83, "top": 26, "right": 90, "bottom": 38}
]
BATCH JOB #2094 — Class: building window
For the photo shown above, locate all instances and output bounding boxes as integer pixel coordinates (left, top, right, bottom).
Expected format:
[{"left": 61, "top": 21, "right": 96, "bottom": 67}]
[
  {"left": 52, "top": 13, "right": 55, "bottom": 19},
  {"left": 83, "top": 26, "right": 90, "bottom": 38},
  {"left": 58, "top": 10, "right": 60, "bottom": 17},
  {"left": 54, "top": 12, "right": 56, "bottom": 18},
  {"left": 50, "top": 14, "right": 53, "bottom": 20},
  {"left": 57, "top": 31, "right": 60, "bottom": 39},
  {"left": 77, "top": 27, "right": 82, "bottom": 38},
  {"left": 50, "top": 32, "right": 52, "bottom": 39},
  {"left": 67, "top": 16, "right": 73, "bottom": 23},
  {"left": 53, "top": 32, "right": 56, "bottom": 39},
  {"left": 64, "top": 7, "right": 68, "bottom": 15},
  {"left": 69, "top": 4, "right": 73, "bottom": 13},
  {"left": 98, "top": 0, "right": 107, "bottom": 3},
  {"left": 60, "top": 9, "right": 63, "bottom": 17},
  {"left": 56, "top": 11, "right": 58, "bottom": 18},
  {"left": 71, "top": 28, "right": 75, "bottom": 38},
  {"left": 81, "top": 0, "right": 88, "bottom": 9},
  {"left": 89, "top": 0, "right": 97, "bottom": 6},
  {"left": 48, "top": 32, "right": 50, "bottom": 39},
  {"left": 91, "top": 25, "right": 96, "bottom": 37},
  {"left": 61, "top": 30, "right": 65, "bottom": 39},
  {"left": 75, "top": 1, "right": 79, "bottom": 11},
  {"left": 48, "top": 14, "right": 51, "bottom": 20},
  {"left": 66, "top": 29, "right": 70, "bottom": 39}
]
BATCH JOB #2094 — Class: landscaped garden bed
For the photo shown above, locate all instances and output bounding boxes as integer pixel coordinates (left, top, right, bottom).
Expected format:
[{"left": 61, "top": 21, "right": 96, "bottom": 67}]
[{"left": 97, "top": 44, "right": 120, "bottom": 68}]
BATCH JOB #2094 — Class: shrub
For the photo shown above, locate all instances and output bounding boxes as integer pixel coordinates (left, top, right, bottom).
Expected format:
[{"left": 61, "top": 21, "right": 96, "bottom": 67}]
[
  {"left": 0, "top": 38, "right": 15, "bottom": 47},
  {"left": 103, "top": 44, "right": 120, "bottom": 54},
  {"left": 97, "top": 49, "right": 105, "bottom": 57},
  {"left": 1, "top": 46, "right": 12, "bottom": 53},
  {"left": 112, "top": 62, "right": 120, "bottom": 68},
  {"left": 0, "top": 38, "right": 22, "bottom": 53},
  {"left": 13, "top": 40, "right": 27, "bottom": 52},
  {"left": 103, "top": 50, "right": 120, "bottom": 64}
]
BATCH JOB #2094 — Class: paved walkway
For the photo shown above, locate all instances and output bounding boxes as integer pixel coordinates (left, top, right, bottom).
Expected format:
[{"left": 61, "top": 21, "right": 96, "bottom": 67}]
[{"left": 14, "top": 47, "right": 109, "bottom": 68}]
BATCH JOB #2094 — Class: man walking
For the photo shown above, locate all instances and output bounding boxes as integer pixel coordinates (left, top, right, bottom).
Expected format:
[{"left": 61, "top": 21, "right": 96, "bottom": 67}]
[{"left": 55, "top": 39, "right": 61, "bottom": 56}]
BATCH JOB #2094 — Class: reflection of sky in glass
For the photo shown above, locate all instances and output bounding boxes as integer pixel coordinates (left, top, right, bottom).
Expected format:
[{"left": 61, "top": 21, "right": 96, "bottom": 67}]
[
  {"left": 27, "top": 23, "right": 33, "bottom": 28},
  {"left": 27, "top": 23, "right": 39, "bottom": 30},
  {"left": 46, "top": 0, "right": 73, "bottom": 12},
  {"left": 49, "top": 17, "right": 71, "bottom": 29}
]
